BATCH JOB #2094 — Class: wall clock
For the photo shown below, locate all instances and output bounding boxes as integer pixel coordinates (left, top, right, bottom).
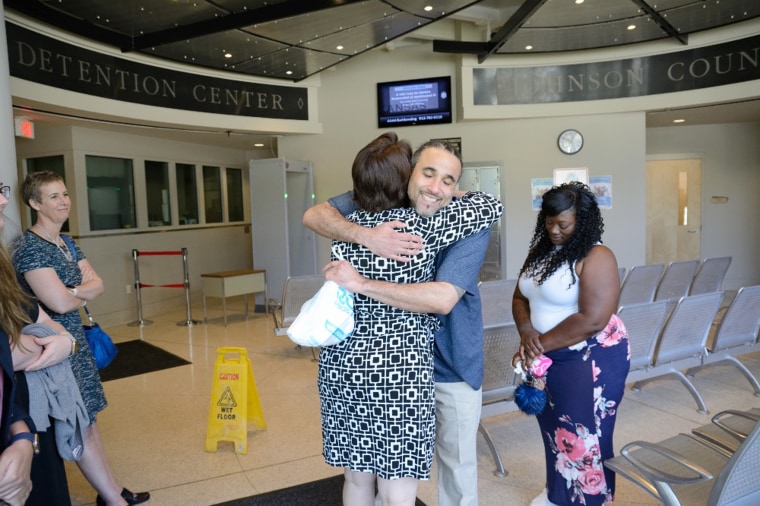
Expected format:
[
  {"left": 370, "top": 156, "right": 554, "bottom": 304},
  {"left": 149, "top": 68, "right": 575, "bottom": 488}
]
[{"left": 558, "top": 129, "right": 583, "bottom": 154}]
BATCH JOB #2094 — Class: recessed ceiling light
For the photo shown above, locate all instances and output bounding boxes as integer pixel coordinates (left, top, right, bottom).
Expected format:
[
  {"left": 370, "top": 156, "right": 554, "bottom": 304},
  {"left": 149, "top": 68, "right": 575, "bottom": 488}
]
[
  {"left": 286, "top": 70, "right": 293, "bottom": 75},
  {"left": 575, "top": 0, "right": 584, "bottom": 4},
  {"left": 424, "top": 5, "right": 433, "bottom": 12},
  {"left": 336, "top": 45, "right": 344, "bottom": 50},
  {"left": 673, "top": 119, "right": 685, "bottom": 123},
  {"left": 525, "top": 45, "right": 533, "bottom": 50},
  {"left": 627, "top": 24, "right": 636, "bottom": 30},
  {"left": 224, "top": 52, "right": 232, "bottom": 58},
  {"left": 254, "top": 143, "right": 264, "bottom": 147}
]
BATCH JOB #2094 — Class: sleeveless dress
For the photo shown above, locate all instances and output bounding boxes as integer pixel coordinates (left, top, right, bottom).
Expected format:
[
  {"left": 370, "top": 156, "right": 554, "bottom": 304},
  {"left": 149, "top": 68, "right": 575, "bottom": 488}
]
[
  {"left": 13, "top": 231, "right": 107, "bottom": 423},
  {"left": 518, "top": 258, "right": 631, "bottom": 505},
  {"left": 319, "top": 192, "right": 503, "bottom": 480}
]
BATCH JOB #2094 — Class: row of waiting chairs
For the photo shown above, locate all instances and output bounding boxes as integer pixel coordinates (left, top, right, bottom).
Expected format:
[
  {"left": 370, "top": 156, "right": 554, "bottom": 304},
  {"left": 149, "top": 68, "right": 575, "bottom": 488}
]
[
  {"left": 619, "top": 256, "right": 732, "bottom": 307},
  {"left": 620, "top": 285, "right": 760, "bottom": 414},
  {"left": 605, "top": 408, "right": 760, "bottom": 505},
  {"left": 476, "top": 279, "right": 760, "bottom": 477}
]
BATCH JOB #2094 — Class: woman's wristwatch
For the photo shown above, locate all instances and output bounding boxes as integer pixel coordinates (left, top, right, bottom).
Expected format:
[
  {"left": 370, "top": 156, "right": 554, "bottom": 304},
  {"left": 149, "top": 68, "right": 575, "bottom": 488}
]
[
  {"left": 8, "top": 432, "right": 40, "bottom": 454},
  {"left": 63, "top": 332, "right": 78, "bottom": 355},
  {"left": 67, "top": 287, "right": 87, "bottom": 307}
]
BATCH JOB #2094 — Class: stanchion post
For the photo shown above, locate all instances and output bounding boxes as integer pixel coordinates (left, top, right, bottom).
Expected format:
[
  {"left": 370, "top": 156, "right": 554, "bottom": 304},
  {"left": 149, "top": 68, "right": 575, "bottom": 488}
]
[
  {"left": 178, "top": 247, "right": 202, "bottom": 326},
  {"left": 128, "top": 248, "right": 153, "bottom": 327}
]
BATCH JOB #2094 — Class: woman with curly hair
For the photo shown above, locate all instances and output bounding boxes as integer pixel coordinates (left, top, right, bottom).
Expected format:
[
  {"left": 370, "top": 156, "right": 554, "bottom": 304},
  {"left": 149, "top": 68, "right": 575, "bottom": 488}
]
[{"left": 512, "top": 181, "right": 630, "bottom": 506}]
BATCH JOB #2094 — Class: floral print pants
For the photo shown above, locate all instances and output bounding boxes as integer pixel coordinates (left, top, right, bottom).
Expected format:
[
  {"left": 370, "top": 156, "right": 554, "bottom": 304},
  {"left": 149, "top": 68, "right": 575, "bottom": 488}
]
[{"left": 536, "top": 314, "right": 630, "bottom": 505}]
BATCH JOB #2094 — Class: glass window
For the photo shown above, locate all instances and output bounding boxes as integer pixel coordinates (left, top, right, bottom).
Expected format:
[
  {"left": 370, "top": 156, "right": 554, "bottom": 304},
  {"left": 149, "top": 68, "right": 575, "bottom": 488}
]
[
  {"left": 226, "top": 168, "right": 244, "bottom": 222},
  {"left": 203, "top": 165, "right": 223, "bottom": 223},
  {"left": 26, "top": 155, "right": 68, "bottom": 231},
  {"left": 85, "top": 155, "right": 136, "bottom": 230},
  {"left": 176, "top": 163, "right": 199, "bottom": 225},
  {"left": 145, "top": 161, "right": 171, "bottom": 227}
]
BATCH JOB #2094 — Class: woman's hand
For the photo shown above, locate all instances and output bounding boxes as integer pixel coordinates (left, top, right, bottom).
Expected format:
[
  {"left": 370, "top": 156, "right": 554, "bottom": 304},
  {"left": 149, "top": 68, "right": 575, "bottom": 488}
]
[
  {"left": 0, "top": 424, "right": 34, "bottom": 506},
  {"left": 520, "top": 329, "right": 544, "bottom": 362},
  {"left": 23, "top": 334, "right": 73, "bottom": 371},
  {"left": 323, "top": 260, "right": 363, "bottom": 293}
]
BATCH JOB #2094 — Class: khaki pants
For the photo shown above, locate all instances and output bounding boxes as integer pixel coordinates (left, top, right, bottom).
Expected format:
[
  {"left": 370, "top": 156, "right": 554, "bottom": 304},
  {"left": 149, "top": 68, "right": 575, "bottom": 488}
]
[{"left": 435, "top": 382, "right": 482, "bottom": 506}]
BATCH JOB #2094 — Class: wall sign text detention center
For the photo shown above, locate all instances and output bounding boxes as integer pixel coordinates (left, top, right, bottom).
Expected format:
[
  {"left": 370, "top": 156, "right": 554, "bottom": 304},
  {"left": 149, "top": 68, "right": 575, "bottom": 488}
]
[{"left": 7, "top": 22, "right": 309, "bottom": 120}]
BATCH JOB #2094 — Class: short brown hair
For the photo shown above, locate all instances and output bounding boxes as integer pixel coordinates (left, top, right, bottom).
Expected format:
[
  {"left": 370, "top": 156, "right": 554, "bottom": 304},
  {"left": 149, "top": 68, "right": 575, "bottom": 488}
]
[
  {"left": 21, "top": 170, "right": 65, "bottom": 208},
  {"left": 352, "top": 132, "right": 412, "bottom": 213}
]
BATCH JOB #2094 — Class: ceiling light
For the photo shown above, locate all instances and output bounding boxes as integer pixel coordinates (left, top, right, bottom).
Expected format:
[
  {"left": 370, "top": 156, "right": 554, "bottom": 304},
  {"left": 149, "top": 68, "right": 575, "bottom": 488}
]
[
  {"left": 286, "top": 70, "right": 293, "bottom": 75},
  {"left": 336, "top": 45, "right": 344, "bottom": 50},
  {"left": 627, "top": 24, "right": 636, "bottom": 30},
  {"left": 424, "top": 5, "right": 433, "bottom": 12},
  {"left": 254, "top": 143, "right": 264, "bottom": 147},
  {"left": 525, "top": 45, "right": 533, "bottom": 50},
  {"left": 575, "top": 0, "right": 584, "bottom": 4},
  {"left": 224, "top": 52, "right": 232, "bottom": 58},
  {"left": 673, "top": 119, "right": 685, "bottom": 123}
]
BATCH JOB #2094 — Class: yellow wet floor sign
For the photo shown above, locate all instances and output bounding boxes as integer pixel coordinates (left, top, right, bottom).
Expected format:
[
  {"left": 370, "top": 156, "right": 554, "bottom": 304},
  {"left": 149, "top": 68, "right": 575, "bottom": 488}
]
[{"left": 205, "top": 347, "right": 266, "bottom": 454}]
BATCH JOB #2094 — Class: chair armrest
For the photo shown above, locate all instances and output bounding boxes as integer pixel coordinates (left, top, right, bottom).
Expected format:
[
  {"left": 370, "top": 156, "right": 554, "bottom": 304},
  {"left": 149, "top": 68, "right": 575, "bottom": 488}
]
[
  {"left": 711, "top": 409, "right": 760, "bottom": 441},
  {"left": 620, "top": 440, "right": 714, "bottom": 485}
]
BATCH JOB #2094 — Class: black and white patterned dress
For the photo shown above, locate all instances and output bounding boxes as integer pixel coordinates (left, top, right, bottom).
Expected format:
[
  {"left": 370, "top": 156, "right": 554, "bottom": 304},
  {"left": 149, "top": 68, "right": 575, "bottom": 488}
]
[{"left": 318, "top": 192, "right": 503, "bottom": 479}]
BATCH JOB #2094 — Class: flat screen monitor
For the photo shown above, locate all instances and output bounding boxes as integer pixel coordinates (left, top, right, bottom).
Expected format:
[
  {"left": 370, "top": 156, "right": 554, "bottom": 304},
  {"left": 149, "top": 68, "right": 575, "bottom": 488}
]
[{"left": 377, "top": 76, "right": 452, "bottom": 128}]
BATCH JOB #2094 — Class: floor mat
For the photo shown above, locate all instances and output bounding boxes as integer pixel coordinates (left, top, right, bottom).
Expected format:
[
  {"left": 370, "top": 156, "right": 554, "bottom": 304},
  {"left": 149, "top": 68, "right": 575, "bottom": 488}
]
[
  {"left": 99, "top": 340, "right": 191, "bottom": 382},
  {"left": 212, "top": 474, "right": 427, "bottom": 506}
]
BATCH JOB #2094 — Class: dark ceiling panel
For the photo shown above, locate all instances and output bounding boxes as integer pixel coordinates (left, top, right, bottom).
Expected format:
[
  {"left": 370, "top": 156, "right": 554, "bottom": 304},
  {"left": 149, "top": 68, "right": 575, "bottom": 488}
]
[
  {"left": 40, "top": 0, "right": 226, "bottom": 34},
  {"left": 383, "top": 0, "right": 484, "bottom": 18},
  {"left": 4, "top": 0, "right": 760, "bottom": 80},
  {"left": 144, "top": 31, "right": 285, "bottom": 71},
  {"left": 303, "top": 12, "right": 430, "bottom": 55},
  {"left": 661, "top": 0, "right": 760, "bottom": 32},
  {"left": 233, "top": 47, "right": 348, "bottom": 80},
  {"left": 524, "top": 0, "right": 641, "bottom": 28},
  {"left": 498, "top": 14, "right": 670, "bottom": 53},
  {"left": 249, "top": 1, "right": 403, "bottom": 46}
]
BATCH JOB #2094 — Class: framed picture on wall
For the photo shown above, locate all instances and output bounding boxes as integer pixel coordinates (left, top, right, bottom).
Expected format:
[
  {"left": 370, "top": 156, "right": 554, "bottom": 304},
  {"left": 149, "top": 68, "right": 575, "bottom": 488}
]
[
  {"left": 531, "top": 177, "right": 554, "bottom": 211},
  {"left": 590, "top": 176, "right": 613, "bottom": 209},
  {"left": 553, "top": 167, "right": 588, "bottom": 185}
]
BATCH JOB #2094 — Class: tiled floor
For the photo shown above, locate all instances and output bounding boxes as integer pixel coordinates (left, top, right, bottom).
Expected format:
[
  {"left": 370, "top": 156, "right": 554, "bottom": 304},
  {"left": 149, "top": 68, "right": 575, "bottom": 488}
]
[{"left": 65, "top": 297, "right": 760, "bottom": 506}]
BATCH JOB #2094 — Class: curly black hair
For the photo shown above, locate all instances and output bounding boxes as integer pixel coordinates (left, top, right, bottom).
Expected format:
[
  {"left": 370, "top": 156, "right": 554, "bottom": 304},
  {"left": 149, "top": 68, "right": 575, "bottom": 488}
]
[{"left": 519, "top": 181, "right": 604, "bottom": 286}]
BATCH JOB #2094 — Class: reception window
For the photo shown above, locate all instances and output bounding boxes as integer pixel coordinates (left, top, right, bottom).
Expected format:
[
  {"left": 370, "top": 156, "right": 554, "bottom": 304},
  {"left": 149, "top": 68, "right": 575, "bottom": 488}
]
[
  {"left": 203, "top": 165, "right": 223, "bottom": 223},
  {"left": 227, "top": 168, "right": 244, "bottom": 222},
  {"left": 176, "top": 163, "right": 199, "bottom": 225},
  {"left": 146, "top": 160, "right": 171, "bottom": 227},
  {"left": 85, "top": 155, "right": 136, "bottom": 230}
]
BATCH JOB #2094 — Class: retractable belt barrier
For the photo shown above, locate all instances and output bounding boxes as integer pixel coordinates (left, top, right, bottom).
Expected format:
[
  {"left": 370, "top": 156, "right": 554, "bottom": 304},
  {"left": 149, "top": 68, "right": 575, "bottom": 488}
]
[{"left": 127, "top": 248, "right": 201, "bottom": 327}]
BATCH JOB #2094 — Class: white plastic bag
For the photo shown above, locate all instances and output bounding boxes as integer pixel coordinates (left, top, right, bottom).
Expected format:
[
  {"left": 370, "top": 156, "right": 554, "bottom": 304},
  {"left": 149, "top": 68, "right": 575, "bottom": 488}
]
[{"left": 287, "top": 280, "right": 355, "bottom": 347}]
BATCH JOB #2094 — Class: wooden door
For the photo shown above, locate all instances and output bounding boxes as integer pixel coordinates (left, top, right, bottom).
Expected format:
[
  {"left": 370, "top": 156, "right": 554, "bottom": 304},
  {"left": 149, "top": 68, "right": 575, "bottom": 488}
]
[{"left": 646, "top": 159, "right": 702, "bottom": 264}]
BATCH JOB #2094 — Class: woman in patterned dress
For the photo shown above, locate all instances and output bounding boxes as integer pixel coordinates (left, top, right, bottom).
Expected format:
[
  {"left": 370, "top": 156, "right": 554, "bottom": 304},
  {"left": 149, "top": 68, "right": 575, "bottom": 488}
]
[
  {"left": 12, "top": 171, "right": 149, "bottom": 506},
  {"left": 512, "top": 182, "right": 630, "bottom": 506},
  {"left": 319, "top": 134, "right": 503, "bottom": 505}
]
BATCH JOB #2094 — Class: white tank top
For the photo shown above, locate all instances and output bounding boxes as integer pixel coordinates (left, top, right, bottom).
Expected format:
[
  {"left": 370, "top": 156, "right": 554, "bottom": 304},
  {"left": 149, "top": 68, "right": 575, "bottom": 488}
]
[{"left": 518, "top": 260, "right": 579, "bottom": 334}]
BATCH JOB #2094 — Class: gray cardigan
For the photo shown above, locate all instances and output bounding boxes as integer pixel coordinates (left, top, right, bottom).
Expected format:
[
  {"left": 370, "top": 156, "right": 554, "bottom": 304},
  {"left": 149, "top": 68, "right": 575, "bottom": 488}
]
[{"left": 22, "top": 323, "right": 89, "bottom": 461}]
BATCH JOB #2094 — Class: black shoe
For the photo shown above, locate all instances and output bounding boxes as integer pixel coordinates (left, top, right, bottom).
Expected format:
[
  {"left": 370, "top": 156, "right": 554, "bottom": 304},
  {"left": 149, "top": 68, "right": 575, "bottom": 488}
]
[{"left": 96, "top": 488, "right": 150, "bottom": 506}]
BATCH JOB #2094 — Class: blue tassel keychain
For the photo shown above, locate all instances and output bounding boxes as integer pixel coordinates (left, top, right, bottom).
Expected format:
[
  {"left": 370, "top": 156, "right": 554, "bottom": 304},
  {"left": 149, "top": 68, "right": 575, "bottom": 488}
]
[
  {"left": 513, "top": 356, "right": 552, "bottom": 415},
  {"left": 514, "top": 372, "right": 547, "bottom": 415}
]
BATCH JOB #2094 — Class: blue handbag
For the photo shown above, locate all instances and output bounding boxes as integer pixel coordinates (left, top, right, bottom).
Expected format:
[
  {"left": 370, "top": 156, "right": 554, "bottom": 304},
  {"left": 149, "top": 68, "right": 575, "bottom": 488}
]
[
  {"left": 61, "top": 235, "right": 118, "bottom": 369},
  {"left": 82, "top": 305, "right": 118, "bottom": 369}
]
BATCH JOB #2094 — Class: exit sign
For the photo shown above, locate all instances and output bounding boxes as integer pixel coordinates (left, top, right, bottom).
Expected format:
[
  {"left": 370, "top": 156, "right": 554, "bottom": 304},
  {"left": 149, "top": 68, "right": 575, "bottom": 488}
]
[{"left": 14, "top": 117, "right": 34, "bottom": 139}]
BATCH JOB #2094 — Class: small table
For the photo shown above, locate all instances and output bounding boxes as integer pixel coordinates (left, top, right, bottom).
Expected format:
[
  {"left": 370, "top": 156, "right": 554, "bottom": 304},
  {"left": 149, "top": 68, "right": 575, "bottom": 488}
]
[{"left": 201, "top": 269, "right": 267, "bottom": 326}]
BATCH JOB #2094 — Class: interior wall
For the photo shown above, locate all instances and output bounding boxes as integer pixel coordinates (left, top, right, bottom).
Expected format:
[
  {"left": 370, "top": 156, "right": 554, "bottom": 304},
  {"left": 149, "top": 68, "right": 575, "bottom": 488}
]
[
  {"left": 278, "top": 42, "right": 648, "bottom": 279},
  {"left": 280, "top": 40, "right": 760, "bottom": 290},
  {"left": 646, "top": 122, "right": 760, "bottom": 289}
]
